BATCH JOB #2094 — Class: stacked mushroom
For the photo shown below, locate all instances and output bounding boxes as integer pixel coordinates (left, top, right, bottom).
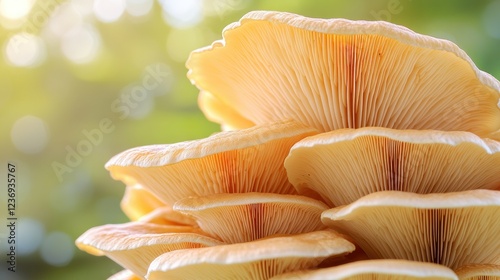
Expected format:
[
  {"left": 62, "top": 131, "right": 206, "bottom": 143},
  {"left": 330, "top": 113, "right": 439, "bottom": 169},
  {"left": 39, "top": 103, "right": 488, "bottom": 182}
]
[{"left": 76, "top": 11, "right": 500, "bottom": 280}]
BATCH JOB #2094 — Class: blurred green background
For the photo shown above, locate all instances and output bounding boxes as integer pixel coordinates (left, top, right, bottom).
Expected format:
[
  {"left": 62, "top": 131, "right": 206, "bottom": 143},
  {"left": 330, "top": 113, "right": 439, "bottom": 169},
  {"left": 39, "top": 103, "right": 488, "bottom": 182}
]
[{"left": 0, "top": 0, "right": 499, "bottom": 279}]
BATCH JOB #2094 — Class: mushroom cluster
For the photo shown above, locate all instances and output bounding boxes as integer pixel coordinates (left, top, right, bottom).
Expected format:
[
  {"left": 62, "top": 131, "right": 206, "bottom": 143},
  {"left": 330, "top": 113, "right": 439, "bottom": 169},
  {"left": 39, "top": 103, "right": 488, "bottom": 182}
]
[{"left": 76, "top": 11, "right": 500, "bottom": 280}]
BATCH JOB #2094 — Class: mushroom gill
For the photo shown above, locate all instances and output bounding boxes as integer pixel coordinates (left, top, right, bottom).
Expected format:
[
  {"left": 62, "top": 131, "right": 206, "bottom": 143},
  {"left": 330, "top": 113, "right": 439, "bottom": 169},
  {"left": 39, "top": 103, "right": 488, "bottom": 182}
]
[
  {"left": 174, "top": 192, "right": 328, "bottom": 243},
  {"left": 120, "top": 185, "right": 165, "bottom": 221},
  {"left": 108, "top": 269, "right": 142, "bottom": 280},
  {"left": 105, "top": 120, "right": 317, "bottom": 205},
  {"left": 271, "top": 259, "right": 458, "bottom": 280},
  {"left": 187, "top": 11, "right": 500, "bottom": 135},
  {"left": 285, "top": 127, "right": 500, "bottom": 206},
  {"left": 76, "top": 222, "right": 223, "bottom": 278},
  {"left": 454, "top": 264, "right": 500, "bottom": 280},
  {"left": 146, "top": 230, "right": 355, "bottom": 280},
  {"left": 321, "top": 190, "right": 500, "bottom": 269}
]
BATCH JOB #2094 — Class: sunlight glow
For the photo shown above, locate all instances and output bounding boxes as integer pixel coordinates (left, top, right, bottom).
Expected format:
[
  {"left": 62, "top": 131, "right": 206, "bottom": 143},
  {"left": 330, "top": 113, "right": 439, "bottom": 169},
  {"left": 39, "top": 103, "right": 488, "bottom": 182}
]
[
  {"left": 0, "top": 0, "right": 34, "bottom": 20},
  {"left": 5, "top": 33, "right": 46, "bottom": 67},
  {"left": 159, "top": 0, "right": 203, "bottom": 28},
  {"left": 61, "top": 23, "right": 101, "bottom": 64},
  {"left": 93, "top": 0, "right": 126, "bottom": 23},
  {"left": 126, "top": 0, "right": 153, "bottom": 17}
]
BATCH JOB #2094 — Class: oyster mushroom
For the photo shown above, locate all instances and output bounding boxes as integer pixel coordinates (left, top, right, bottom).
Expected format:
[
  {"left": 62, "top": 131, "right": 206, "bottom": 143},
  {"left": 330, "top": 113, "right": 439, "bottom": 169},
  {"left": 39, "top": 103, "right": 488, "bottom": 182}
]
[
  {"left": 285, "top": 127, "right": 500, "bottom": 206},
  {"left": 198, "top": 91, "right": 254, "bottom": 131},
  {"left": 146, "top": 230, "right": 355, "bottom": 280},
  {"left": 120, "top": 185, "right": 165, "bottom": 221},
  {"left": 106, "top": 120, "right": 317, "bottom": 205},
  {"left": 271, "top": 259, "right": 458, "bottom": 280},
  {"left": 108, "top": 270, "right": 142, "bottom": 280},
  {"left": 76, "top": 222, "right": 223, "bottom": 278},
  {"left": 187, "top": 11, "right": 500, "bottom": 135},
  {"left": 321, "top": 190, "right": 500, "bottom": 269},
  {"left": 174, "top": 192, "right": 328, "bottom": 243},
  {"left": 455, "top": 264, "right": 500, "bottom": 280}
]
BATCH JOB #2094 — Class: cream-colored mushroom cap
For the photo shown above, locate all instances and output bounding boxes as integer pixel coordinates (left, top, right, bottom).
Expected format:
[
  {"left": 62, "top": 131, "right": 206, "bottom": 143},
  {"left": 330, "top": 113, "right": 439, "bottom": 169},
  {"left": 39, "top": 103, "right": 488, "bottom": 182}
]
[
  {"left": 120, "top": 184, "right": 165, "bottom": 221},
  {"left": 198, "top": 91, "right": 254, "bottom": 131},
  {"left": 455, "top": 264, "right": 500, "bottom": 280},
  {"left": 271, "top": 259, "right": 458, "bottom": 280},
  {"left": 146, "top": 230, "right": 355, "bottom": 280},
  {"left": 321, "top": 190, "right": 500, "bottom": 269},
  {"left": 187, "top": 11, "right": 500, "bottom": 135},
  {"left": 76, "top": 222, "right": 223, "bottom": 277},
  {"left": 107, "top": 270, "right": 142, "bottom": 280},
  {"left": 174, "top": 192, "right": 328, "bottom": 243},
  {"left": 137, "top": 206, "right": 197, "bottom": 226},
  {"left": 106, "top": 120, "right": 317, "bottom": 205},
  {"left": 285, "top": 127, "right": 500, "bottom": 206}
]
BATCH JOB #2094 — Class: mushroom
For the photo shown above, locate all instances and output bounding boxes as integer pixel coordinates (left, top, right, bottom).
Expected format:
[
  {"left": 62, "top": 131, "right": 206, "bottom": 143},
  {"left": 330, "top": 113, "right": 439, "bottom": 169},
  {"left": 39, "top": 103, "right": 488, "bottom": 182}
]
[
  {"left": 198, "top": 91, "right": 254, "bottom": 131},
  {"left": 187, "top": 11, "right": 500, "bottom": 135},
  {"left": 137, "top": 206, "right": 197, "bottom": 226},
  {"left": 285, "top": 127, "right": 500, "bottom": 206},
  {"left": 271, "top": 259, "right": 458, "bottom": 280},
  {"left": 146, "top": 230, "right": 355, "bottom": 280},
  {"left": 108, "top": 270, "right": 142, "bottom": 280},
  {"left": 321, "top": 190, "right": 500, "bottom": 269},
  {"left": 106, "top": 120, "right": 317, "bottom": 205},
  {"left": 174, "top": 192, "right": 328, "bottom": 243},
  {"left": 120, "top": 184, "right": 165, "bottom": 221},
  {"left": 76, "top": 222, "right": 223, "bottom": 278},
  {"left": 454, "top": 264, "right": 500, "bottom": 279}
]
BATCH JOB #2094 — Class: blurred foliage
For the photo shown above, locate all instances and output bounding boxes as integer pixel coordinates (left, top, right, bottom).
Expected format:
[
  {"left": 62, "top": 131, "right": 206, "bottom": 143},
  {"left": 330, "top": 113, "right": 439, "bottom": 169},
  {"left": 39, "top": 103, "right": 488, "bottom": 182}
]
[{"left": 0, "top": 0, "right": 499, "bottom": 279}]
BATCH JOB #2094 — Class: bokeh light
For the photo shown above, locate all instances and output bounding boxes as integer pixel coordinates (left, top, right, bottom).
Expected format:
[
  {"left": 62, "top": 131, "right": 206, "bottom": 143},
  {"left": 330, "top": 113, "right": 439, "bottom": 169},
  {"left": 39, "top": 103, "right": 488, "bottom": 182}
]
[
  {"left": 93, "top": 0, "right": 126, "bottom": 23},
  {"left": 40, "top": 231, "right": 75, "bottom": 267},
  {"left": 71, "top": 0, "right": 94, "bottom": 17},
  {"left": 17, "top": 218, "right": 45, "bottom": 256},
  {"left": 61, "top": 23, "right": 101, "bottom": 63},
  {"left": 10, "top": 115, "right": 50, "bottom": 154},
  {"left": 159, "top": 0, "right": 203, "bottom": 28},
  {"left": 125, "top": 0, "right": 154, "bottom": 17},
  {"left": 0, "top": 0, "right": 34, "bottom": 20},
  {"left": 47, "top": 2, "right": 82, "bottom": 37},
  {"left": 4, "top": 33, "right": 46, "bottom": 67}
]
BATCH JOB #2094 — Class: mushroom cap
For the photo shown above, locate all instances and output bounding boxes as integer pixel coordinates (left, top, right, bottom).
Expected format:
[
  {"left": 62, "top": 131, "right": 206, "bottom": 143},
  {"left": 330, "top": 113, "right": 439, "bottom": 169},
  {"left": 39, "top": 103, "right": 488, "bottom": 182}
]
[
  {"left": 321, "top": 190, "right": 500, "bottom": 269},
  {"left": 107, "top": 270, "right": 142, "bottom": 280},
  {"left": 75, "top": 222, "right": 223, "bottom": 277},
  {"left": 454, "top": 264, "right": 500, "bottom": 280},
  {"left": 174, "top": 192, "right": 328, "bottom": 243},
  {"left": 106, "top": 120, "right": 317, "bottom": 205},
  {"left": 285, "top": 127, "right": 500, "bottom": 206},
  {"left": 198, "top": 91, "right": 254, "bottom": 131},
  {"left": 146, "top": 230, "right": 355, "bottom": 280},
  {"left": 187, "top": 11, "right": 500, "bottom": 135},
  {"left": 271, "top": 259, "right": 458, "bottom": 280},
  {"left": 120, "top": 184, "right": 165, "bottom": 221},
  {"left": 137, "top": 206, "right": 197, "bottom": 226}
]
